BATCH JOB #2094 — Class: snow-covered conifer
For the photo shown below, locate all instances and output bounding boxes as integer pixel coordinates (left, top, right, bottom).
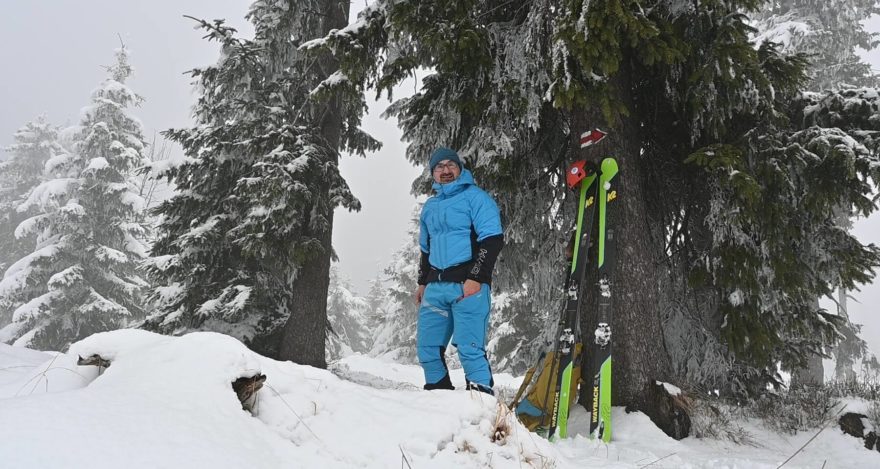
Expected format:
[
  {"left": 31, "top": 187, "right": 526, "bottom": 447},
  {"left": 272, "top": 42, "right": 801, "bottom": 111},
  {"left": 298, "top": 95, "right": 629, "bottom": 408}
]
[
  {"left": 753, "top": 0, "right": 880, "bottom": 90},
  {"left": 362, "top": 273, "right": 388, "bottom": 336},
  {"left": 365, "top": 274, "right": 384, "bottom": 318},
  {"left": 369, "top": 212, "right": 420, "bottom": 364},
  {"left": 751, "top": 2, "right": 880, "bottom": 381},
  {"left": 0, "top": 48, "right": 149, "bottom": 350},
  {"left": 146, "top": 1, "right": 377, "bottom": 365},
  {"left": 0, "top": 117, "right": 65, "bottom": 282},
  {"left": 326, "top": 267, "right": 371, "bottom": 360}
]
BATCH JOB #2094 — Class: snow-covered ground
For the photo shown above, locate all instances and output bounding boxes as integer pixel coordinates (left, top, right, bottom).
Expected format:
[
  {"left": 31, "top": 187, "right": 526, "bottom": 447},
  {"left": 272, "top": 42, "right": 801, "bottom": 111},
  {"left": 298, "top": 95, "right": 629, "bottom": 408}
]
[{"left": 0, "top": 331, "right": 876, "bottom": 468}]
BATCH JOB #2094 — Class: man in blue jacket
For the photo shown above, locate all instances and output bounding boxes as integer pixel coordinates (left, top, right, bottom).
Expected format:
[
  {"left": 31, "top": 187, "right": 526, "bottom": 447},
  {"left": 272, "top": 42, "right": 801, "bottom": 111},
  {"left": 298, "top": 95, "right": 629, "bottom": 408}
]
[{"left": 413, "top": 147, "right": 504, "bottom": 395}]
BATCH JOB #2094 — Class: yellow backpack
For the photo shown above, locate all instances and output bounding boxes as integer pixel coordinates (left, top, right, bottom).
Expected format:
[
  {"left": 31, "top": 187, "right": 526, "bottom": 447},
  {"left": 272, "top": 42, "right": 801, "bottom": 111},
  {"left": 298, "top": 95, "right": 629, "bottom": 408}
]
[{"left": 509, "top": 343, "right": 583, "bottom": 432}]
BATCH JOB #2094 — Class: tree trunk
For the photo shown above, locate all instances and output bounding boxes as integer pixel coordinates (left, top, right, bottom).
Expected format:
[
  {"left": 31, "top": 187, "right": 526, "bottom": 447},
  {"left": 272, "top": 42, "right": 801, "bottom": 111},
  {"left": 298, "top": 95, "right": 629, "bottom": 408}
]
[
  {"left": 575, "top": 56, "right": 674, "bottom": 414},
  {"left": 280, "top": 223, "right": 334, "bottom": 368},
  {"left": 790, "top": 298, "right": 825, "bottom": 388},
  {"left": 790, "top": 354, "right": 824, "bottom": 388},
  {"left": 278, "top": 0, "right": 350, "bottom": 368},
  {"left": 834, "top": 288, "right": 857, "bottom": 383}
]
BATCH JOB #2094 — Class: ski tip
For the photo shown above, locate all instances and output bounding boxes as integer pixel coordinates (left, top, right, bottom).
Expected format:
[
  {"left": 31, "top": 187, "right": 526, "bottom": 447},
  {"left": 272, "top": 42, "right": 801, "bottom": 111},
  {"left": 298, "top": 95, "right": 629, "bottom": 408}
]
[{"left": 600, "top": 157, "right": 618, "bottom": 179}]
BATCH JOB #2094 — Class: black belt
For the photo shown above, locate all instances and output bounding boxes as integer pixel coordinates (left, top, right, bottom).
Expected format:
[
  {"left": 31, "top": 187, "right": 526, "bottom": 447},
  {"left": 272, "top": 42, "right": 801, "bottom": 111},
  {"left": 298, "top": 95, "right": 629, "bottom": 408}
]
[{"left": 425, "top": 262, "right": 472, "bottom": 284}]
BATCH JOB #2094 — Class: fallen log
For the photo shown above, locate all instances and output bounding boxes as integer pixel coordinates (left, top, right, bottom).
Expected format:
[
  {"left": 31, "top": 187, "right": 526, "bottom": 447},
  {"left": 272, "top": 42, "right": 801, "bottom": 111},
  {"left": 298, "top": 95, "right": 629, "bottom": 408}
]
[
  {"left": 77, "top": 354, "right": 111, "bottom": 369},
  {"left": 233, "top": 374, "right": 267, "bottom": 412}
]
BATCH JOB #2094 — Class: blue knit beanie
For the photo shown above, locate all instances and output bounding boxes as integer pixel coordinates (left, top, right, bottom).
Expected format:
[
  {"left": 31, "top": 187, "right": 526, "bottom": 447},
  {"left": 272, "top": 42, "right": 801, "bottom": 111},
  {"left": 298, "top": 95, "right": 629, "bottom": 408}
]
[{"left": 429, "top": 147, "right": 462, "bottom": 171}]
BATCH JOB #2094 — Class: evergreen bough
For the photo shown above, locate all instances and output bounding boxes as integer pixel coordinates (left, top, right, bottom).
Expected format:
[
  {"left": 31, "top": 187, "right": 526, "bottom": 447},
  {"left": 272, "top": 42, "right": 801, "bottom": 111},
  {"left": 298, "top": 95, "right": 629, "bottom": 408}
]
[{"left": 309, "top": 0, "right": 880, "bottom": 399}]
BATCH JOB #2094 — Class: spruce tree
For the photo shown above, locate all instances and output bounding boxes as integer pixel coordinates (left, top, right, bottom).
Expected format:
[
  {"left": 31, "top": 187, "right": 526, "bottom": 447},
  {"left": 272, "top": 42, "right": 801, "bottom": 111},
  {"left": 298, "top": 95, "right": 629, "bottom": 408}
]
[
  {"left": 752, "top": 2, "right": 880, "bottom": 383},
  {"left": 326, "top": 267, "right": 371, "bottom": 359},
  {"left": 0, "top": 48, "right": 149, "bottom": 350},
  {"left": 0, "top": 117, "right": 65, "bottom": 281},
  {"left": 363, "top": 272, "right": 387, "bottom": 337},
  {"left": 146, "top": 0, "right": 377, "bottom": 365},
  {"left": 309, "top": 0, "right": 880, "bottom": 420},
  {"left": 369, "top": 212, "right": 420, "bottom": 364},
  {"left": 791, "top": 86, "right": 880, "bottom": 382},
  {"left": 753, "top": 0, "right": 880, "bottom": 90},
  {"left": 365, "top": 273, "right": 384, "bottom": 317}
]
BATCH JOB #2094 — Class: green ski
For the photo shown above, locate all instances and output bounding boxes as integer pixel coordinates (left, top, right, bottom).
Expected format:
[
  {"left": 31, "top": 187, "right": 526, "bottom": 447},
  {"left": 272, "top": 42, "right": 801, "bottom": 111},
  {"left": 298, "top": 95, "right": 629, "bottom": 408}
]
[
  {"left": 548, "top": 162, "right": 598, "bottom": 440},
  {"left": 587, "top": 157, "right": 618, "bottom": 442}
]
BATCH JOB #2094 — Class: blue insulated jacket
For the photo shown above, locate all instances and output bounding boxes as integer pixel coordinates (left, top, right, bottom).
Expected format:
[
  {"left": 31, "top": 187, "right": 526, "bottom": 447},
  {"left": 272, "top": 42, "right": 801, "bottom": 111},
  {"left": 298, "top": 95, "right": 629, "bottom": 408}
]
[{"left": 419, "top": 169, "right": 503, "bottom": 276}]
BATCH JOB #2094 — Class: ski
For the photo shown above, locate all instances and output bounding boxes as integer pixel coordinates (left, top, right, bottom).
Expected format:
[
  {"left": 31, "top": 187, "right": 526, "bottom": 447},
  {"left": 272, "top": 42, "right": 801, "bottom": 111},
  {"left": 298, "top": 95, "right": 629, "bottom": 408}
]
[
  {"left": 508, "top": 130, "right": 614, "bottom": 442},
  {"left": 547, "top": 161, "right": 598, "bottom": 441},
  {"left": 587, "top": 157, "right": 619, "bottom": 442}
]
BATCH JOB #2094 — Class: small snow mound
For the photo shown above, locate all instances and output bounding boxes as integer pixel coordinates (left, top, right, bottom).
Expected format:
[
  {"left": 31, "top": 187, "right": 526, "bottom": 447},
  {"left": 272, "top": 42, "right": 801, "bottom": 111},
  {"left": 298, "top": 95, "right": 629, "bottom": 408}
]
[
  {"left": 0, "top": 331, "right": 298, "bottom": 468},
  {"left": 69, "top": 330, "right": 263, "bottom": 395},
  {"left": 0, "top": 342, "right": 51, "bottom": 365},
  {"left": 0, "top": 343, "right": 93, "bottom": 397},
  {"left": 861, "top": 416, "right": 874, "bottom": 435},
  {"left": 657, "top": 380, "right": 682, "bottom": 396},
  {"left": 0, "top": 343, "right": 55, "bottom": 390},
  {"left": 68, "top": 329, "right": 168, "bottom": 363}
]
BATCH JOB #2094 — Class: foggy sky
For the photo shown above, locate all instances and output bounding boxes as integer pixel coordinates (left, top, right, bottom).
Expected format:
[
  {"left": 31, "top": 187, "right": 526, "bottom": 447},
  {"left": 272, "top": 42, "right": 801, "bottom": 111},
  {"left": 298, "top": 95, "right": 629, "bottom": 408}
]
[
  {"left": 0, "top": 0, "right": 422, "bottom": 297},
  {"left": 0, "top": 1, "right": 877, "bottom": 363}
]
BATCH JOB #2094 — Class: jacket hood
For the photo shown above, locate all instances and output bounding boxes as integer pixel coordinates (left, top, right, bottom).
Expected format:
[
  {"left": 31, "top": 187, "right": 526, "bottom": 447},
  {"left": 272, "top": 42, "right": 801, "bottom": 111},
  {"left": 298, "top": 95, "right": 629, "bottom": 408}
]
[{"left": 432, "top": 169, "right": 475, "bottom": 198}]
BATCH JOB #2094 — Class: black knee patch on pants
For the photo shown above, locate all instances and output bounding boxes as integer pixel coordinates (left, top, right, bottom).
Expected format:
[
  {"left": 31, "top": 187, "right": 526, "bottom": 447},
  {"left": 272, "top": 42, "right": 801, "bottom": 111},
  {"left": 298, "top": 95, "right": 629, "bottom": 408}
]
[{"left": 424, "top": 346, "right": 454, "bottom": 390}]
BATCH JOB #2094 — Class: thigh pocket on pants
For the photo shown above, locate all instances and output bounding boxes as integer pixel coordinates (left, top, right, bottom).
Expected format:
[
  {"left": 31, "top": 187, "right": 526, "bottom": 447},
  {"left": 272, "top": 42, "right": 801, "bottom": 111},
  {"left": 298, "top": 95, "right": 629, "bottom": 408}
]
[
  {"left": 419, "top": 300, "right": 453, "bottom": 348},
  {"left": 422, "top": 301, "right": 449, "bottom": 317}
]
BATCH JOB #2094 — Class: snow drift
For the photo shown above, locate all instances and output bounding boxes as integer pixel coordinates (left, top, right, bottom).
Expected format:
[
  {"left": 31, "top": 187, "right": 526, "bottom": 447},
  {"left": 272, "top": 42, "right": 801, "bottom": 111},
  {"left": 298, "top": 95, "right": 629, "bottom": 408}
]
[{"left": 0, "top": 330, "right": 877, "bottom": 468}]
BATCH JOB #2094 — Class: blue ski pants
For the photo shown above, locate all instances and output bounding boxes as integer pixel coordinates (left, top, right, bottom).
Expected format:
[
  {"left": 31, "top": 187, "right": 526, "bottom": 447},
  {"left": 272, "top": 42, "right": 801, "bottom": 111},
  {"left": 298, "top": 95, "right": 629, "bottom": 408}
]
[{"left": 417, "top": 282, "right": 493, "bottom": 387}]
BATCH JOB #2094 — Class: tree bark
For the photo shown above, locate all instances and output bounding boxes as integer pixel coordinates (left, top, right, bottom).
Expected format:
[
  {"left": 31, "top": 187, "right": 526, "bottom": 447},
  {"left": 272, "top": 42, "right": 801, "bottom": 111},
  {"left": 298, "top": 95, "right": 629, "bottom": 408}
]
[
  {"left": 575, "top": 56, "right": 674, "bottom": 414},
  {"left": 278, "top": 0, "right": 350, "bottom": 368},
  {"left": 834, "top": 288, "right": 857, "bottom": 383},
  {"left": 790, "top": 354, "right": 824, "bottom": 388},
  {"left": 790, "top": 298, "right": 825, "bottom": 388}
]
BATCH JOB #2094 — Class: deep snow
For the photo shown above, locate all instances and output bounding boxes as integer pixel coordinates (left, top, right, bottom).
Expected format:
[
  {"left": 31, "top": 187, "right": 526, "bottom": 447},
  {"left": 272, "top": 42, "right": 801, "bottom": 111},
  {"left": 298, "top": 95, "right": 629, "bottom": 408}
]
[{"left": 0, "top": 331, "right": 877, "bottom": 468}]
